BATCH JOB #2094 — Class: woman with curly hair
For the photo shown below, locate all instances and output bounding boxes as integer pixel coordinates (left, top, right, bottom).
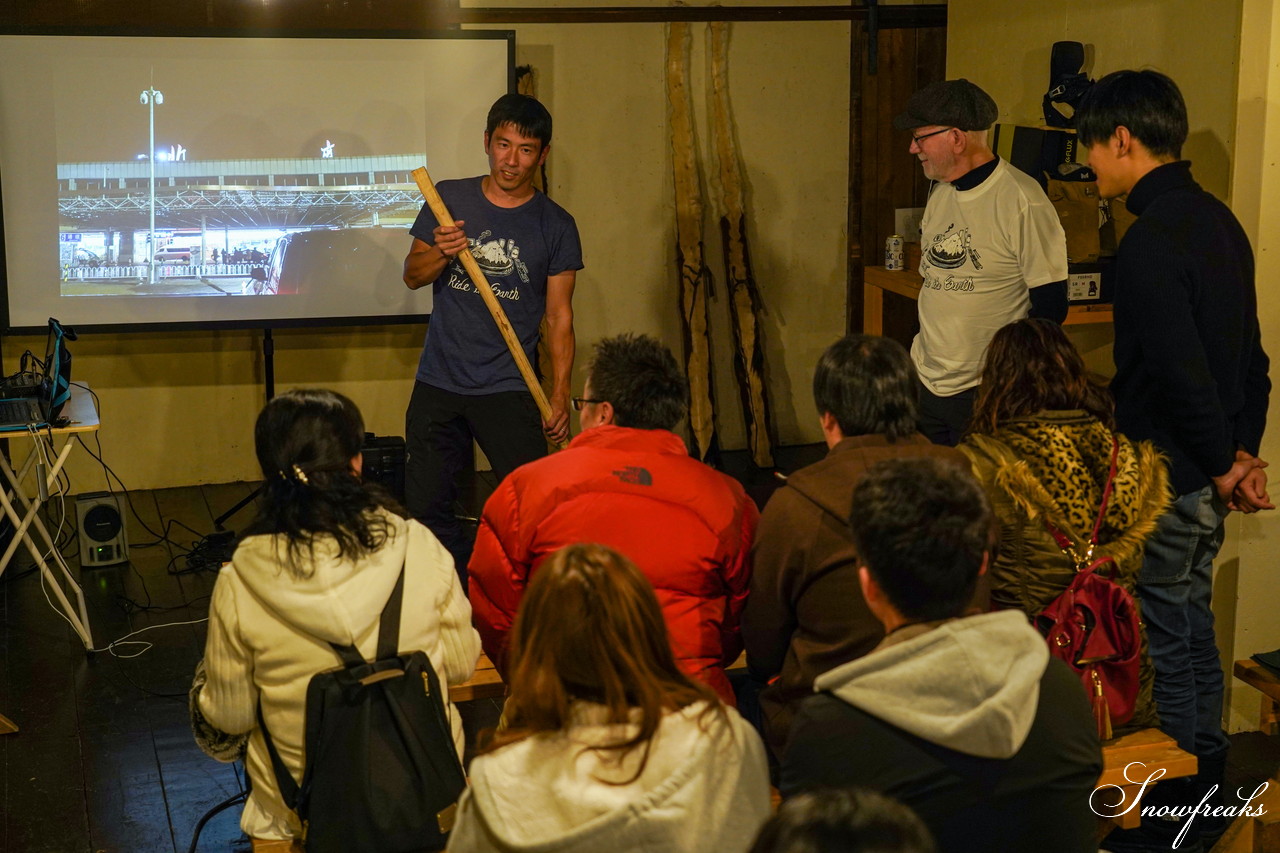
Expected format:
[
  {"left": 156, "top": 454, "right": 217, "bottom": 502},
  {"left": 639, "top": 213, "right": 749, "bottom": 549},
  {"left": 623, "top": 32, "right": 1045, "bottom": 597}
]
[
  {"left": 195, "top": 389, "right": 480, "bottom": 848},
  {"left": 448, "top": 542, "right": 771, "bottom": 853},
  {"left": 959, "top": 318, "right": 1168, "bottom": 733}
]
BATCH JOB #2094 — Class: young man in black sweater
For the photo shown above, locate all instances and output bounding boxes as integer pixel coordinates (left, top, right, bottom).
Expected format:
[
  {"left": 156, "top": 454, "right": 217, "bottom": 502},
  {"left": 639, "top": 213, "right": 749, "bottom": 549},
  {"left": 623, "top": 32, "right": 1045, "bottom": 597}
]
[{"left": 1078, "top": 70, "right": 1272, "bottom": 852}]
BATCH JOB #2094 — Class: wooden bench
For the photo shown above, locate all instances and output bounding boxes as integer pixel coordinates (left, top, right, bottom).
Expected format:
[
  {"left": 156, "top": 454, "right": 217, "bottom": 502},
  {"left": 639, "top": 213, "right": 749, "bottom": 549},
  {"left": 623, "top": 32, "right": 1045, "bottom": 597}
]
[
  {"left": 1095, "top": 728, "right": 1199, "bottom": 831},
  {"left": 448, "top": 650, "right": 751, "bottom": 704},
  {"left": 1234, "top": 659, "right": 1280, "bottom": 736},
  {"left": 449, "top": 659, "right": 1196, "bottom": 838},
  {"left": 449, "top": 653, "right": 507, "bottom": 703}
]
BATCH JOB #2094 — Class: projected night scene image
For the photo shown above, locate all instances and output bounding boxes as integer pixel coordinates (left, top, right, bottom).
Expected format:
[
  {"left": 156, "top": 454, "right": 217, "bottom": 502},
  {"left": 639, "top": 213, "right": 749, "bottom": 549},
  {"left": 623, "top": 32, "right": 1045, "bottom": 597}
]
[{"left": 55, "top": 63, "right": 427, "bottom": 298}]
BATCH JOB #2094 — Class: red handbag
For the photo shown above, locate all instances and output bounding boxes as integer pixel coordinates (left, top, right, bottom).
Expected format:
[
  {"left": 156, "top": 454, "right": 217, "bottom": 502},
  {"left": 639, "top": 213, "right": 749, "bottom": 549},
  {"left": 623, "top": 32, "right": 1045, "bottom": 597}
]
[{"left": 1034, "top": 437, "right": 1142, "bottom": 740}]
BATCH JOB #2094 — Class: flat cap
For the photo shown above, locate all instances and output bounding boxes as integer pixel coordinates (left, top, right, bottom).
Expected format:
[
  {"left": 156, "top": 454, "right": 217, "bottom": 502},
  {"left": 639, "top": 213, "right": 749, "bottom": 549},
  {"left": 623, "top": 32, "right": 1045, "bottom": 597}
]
[{"left": 893, "top": 79, "right": 998, "bottom": 132}]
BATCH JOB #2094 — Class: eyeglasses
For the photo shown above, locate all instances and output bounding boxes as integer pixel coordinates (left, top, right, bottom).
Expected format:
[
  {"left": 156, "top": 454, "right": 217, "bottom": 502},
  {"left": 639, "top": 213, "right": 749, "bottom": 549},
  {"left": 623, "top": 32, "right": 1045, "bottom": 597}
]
[
  {"left": 572, "top": 397, "right": 604, "bottom": 411},
  {"left": 910, "top": 127, "right": 955, "bottom": 145}
]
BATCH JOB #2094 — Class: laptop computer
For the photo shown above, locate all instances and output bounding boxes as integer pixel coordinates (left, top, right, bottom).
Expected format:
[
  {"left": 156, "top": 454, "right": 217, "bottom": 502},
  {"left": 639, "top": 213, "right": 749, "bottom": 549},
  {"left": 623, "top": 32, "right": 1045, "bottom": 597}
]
[{"left": 0, "top": 321, "right": 68, "bottom": 431}]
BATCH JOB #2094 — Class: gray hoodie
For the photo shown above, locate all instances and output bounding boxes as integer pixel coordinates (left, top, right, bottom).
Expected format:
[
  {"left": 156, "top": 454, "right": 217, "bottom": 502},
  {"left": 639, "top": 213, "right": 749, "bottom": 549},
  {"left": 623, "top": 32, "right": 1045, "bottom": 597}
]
[
  {"left": 786, "top": 610, "right": 1102, "bottom": 853},
  {"left": 814, "top": 610, "right": 1049, "bottom": 758}
]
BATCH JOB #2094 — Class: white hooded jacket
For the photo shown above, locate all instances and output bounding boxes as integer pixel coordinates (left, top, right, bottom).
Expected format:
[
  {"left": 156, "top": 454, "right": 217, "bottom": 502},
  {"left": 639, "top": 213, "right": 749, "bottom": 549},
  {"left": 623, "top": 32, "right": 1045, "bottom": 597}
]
[
  {"left": 199, "top": 510, "right": 481, "bottom": 840},
  {"left": 446, "top": 701, "right": 771, "bottom": 853}
]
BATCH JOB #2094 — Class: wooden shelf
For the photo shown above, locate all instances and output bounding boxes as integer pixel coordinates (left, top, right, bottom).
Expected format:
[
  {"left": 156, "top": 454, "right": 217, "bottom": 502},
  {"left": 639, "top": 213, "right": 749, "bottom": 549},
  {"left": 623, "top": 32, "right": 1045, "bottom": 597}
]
[{"left": 862, "top": 266, "right": 1113, "bottom": 335}]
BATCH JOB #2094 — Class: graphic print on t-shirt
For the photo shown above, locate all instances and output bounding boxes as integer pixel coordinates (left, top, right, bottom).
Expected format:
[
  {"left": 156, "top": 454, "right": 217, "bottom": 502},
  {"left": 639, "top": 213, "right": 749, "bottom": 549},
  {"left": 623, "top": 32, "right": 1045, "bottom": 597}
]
[
  {"left": 925, "top": 223, "right": 983, "bottom": 271},
  {"left": 443, "top": 229, "right": 530, "bottom": 300}
]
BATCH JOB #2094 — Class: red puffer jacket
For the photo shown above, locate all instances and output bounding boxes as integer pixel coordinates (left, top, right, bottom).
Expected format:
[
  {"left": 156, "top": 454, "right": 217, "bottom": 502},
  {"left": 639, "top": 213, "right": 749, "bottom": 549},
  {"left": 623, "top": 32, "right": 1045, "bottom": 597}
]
[{"left": 468, "top": 425, "right": 758, "bottom": 705}]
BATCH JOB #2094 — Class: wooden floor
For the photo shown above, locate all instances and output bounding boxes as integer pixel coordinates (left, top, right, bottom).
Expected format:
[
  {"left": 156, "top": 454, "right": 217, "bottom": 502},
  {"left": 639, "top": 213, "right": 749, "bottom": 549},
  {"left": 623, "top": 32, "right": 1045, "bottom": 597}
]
[
  {"left": 2, "top": 468, "right": 1278, "bottom": 852},
  {"left": 0, "top": 481, "right": 505, "bottom": 853}
]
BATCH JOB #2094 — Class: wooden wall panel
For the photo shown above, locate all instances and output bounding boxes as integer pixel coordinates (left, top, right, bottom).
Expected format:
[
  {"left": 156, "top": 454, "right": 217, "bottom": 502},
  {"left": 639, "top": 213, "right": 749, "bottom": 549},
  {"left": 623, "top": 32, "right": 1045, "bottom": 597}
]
[{"left": 847, "top": 20, "right": 946, "bottom": 346}]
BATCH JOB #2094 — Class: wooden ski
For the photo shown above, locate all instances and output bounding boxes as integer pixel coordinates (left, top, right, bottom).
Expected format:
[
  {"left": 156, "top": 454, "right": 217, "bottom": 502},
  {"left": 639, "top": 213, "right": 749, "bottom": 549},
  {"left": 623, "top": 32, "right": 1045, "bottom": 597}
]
[
  {"left": 709, "top": 21, "right": 775, "bottom": 468},
  {"left": 666, "top": 20, "right": 718, "bottom": 462}
]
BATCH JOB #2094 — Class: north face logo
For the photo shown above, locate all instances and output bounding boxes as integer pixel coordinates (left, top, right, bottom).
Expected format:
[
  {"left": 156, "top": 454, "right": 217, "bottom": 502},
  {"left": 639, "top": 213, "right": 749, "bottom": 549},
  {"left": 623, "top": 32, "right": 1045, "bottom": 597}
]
[{"left": 612, "top": 466, "right": 653, "bottom": 486}]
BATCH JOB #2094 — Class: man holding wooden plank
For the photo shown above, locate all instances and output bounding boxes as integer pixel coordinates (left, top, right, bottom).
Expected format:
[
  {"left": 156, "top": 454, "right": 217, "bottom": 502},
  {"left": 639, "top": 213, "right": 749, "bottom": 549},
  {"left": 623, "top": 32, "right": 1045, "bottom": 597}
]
[{"left": 403, "top": 93, "right": 582, "bottom": 576}]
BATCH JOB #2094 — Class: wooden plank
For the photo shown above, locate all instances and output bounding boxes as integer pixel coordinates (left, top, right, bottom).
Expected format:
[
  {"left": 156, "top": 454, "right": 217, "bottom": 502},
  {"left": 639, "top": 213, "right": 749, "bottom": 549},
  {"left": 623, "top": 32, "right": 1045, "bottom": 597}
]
[
  {"left": 1094, "top": 728, "right": 1198, "bottom": 831},
  {"left": 1098, "top": 729, "right": 1198, "bottom": 787},
  {"left": 451, "top": 5, "right": 948, "bottom": 26},
  {"left": 80, "top": 728, "right": 173, "bottom": 853},
  {"left": 450, "top": 655, "right": 506, "bottom": 704},
  {"left": 847, "top": 19, "right": 866, "bottom": 335},
  {"left": 449, "top": 650, "right": 751, "bottom": 704},
  {"left": 864, "top": 281, "right": 885, "bottom": 336},
  {"left": 863, "top": 266, "right": 1114, "bottom": 326},
  {"left": 1236, "top": 659, "right": 1280, "bottom": 702},
  {"left": 3, "top": 727, "right": 92, "bottom": 852},
  {"left": 1235, "top": 659, "right": 1280, "bottom": 735},
  {"left": 1063, "top": 303, "right": 1115, "bottom": 325}
]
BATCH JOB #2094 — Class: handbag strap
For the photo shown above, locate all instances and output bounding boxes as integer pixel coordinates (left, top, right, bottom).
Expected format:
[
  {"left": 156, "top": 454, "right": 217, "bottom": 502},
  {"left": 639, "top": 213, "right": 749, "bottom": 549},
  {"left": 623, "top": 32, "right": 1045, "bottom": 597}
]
[{"left": 1044, "top": 436, "right": 1120, "bottom": 567}]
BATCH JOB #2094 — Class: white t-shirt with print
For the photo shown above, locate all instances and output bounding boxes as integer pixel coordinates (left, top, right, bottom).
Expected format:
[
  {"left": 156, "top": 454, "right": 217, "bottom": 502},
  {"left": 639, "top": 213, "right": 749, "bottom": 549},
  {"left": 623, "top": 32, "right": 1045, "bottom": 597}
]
[{"left": 911, "top": 159, "right": 1067, "bottom": 396}]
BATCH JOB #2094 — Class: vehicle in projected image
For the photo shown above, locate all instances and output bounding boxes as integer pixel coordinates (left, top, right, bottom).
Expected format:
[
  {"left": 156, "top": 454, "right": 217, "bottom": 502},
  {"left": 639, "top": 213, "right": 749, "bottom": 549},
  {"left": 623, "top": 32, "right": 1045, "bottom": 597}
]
[
  {"left": 249, "top": 227, "right": 408, "bottom": 296},
  {"left": 154, "top": 245, "right": 193, "bottom": 263}
]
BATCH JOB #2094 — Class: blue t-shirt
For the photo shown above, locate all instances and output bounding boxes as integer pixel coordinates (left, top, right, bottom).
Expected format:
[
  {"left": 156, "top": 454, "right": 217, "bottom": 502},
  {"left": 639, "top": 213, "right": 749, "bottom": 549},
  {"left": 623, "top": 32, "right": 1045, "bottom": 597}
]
[{"left": 410, "top": 177, "right": 583, "bottom": 394}]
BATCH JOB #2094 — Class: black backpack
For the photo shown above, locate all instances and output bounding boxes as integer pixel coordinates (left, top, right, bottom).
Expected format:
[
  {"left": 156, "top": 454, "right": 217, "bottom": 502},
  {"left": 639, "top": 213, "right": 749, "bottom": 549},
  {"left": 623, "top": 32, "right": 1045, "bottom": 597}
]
[{"left": 258, "top": 566, "right": 467, "bottom": 852}]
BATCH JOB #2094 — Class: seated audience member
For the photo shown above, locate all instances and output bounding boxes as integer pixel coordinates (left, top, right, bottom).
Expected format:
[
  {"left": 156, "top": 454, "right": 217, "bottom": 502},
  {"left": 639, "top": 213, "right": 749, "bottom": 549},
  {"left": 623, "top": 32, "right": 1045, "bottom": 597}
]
[
  {"left": 194, "top": 389, "right": 480, "bottom": 846},
  {"left": 448, "top": 543, "right": 771, "bottom": 853},
  {"left": 959, "top": 317, "right": 1166, "bottom": 731},
  {"left": 749, "top": 788, "right": 936, "bottom": 853},
  {"left": 781, "top": 458, "right": 1102, "bottom": 853},
  {"left": 468, "top": 333, "right": 757, "bottom": 704},
  {"left": 743, "top": 334, "right": 964, "bottom": 758}
]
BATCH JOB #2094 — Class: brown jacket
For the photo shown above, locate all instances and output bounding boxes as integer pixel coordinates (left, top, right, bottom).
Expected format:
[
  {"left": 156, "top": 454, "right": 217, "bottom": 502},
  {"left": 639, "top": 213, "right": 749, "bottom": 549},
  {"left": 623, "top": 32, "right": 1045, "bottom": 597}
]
[{"left": 742, "top": 433, "right": 965, "bottom": 758}]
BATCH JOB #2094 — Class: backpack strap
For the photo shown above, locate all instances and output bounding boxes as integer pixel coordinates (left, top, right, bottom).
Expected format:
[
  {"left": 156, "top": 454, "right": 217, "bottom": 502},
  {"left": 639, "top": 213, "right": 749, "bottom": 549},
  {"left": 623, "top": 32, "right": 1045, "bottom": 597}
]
[
  {"left": 1044, "top": 436, "right": 1120, "bottom": 569},
  {"left": 376, "top": 564, "right": 406, "bottom": 660},
  {"left": 258, "top": 698, "right": 301, "bottom": 809},
  {"left": 256, "top": 561, "right": 408, "bottom": 813},
  {"left": 327, "top": 562, "right": 406, "bottom": 665}
]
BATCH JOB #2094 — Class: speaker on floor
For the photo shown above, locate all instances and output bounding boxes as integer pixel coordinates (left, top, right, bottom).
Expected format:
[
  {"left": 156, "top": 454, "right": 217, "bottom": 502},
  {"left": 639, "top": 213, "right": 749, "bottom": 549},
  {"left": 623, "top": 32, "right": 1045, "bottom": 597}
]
[
  {"left": 362, "top": 433, "right": 406, "bottom": 504},
  {"left": 76, "top": 492, "right": 128, "bottom": 567}
]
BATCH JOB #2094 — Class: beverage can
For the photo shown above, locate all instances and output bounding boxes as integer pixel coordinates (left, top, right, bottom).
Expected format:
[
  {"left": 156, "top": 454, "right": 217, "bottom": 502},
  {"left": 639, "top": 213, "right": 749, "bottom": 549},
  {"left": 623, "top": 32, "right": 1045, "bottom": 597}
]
[{"left": 885, "top": 234, "right": 904, "bottom": 271}]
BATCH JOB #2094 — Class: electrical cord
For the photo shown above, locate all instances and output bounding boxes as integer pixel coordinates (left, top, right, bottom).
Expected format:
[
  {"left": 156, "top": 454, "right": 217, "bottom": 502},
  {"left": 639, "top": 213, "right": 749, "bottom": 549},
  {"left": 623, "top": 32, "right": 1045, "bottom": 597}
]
[
  {"left": 68, "top": 382, "right": 188, "bottom": 553},
  {"left": 87, "top": 616, "right": 210, "bottom": 659},
  {"left": 187, "top": 789, "right": 248, "bottom": 853},
  {"left": 73, "top": 432, "right": 171, "bottom": 546}
]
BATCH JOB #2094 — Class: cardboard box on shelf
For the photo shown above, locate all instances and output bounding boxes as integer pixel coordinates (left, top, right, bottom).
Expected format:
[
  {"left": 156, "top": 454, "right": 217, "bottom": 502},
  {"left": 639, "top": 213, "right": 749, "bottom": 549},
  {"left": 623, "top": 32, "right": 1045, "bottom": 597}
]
[
  {"left": 991, "top": 124, "right": 1081, "bottom": 185},
  {"left": 1067, "top": 260, "right": 1113, "bottom": 304}
]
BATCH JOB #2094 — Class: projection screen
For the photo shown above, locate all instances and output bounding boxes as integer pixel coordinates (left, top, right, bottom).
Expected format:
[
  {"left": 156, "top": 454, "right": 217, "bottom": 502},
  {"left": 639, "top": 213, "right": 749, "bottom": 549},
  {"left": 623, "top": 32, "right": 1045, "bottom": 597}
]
[{"left": 0, "top": 31, "right": 514, "bottom": 333}]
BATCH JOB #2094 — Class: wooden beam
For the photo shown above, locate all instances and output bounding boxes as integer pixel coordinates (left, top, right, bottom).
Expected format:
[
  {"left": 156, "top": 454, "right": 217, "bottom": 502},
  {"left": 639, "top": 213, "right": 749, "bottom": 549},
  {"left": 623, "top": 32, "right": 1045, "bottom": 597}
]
[{"left": 450, "top": 5, "right": 946, "bottom": 27}]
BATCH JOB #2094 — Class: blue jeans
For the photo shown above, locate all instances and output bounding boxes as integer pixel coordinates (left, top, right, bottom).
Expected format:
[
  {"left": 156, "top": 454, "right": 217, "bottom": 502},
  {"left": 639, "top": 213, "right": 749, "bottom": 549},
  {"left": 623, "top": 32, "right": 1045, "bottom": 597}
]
[
  {"left": 1135, "top": 486, "right": 1231, "bottom": 766},
  {"left": 1105, "top": 487, "right": 1231, "bottom": 852}
]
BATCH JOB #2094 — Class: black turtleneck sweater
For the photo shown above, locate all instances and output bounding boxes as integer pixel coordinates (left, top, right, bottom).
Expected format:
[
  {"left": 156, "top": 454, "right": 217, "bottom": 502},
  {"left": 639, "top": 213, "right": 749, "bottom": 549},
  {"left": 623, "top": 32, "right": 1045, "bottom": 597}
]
[{"left": 1111, "top": 160, "right": 1270, "bottom": 495}]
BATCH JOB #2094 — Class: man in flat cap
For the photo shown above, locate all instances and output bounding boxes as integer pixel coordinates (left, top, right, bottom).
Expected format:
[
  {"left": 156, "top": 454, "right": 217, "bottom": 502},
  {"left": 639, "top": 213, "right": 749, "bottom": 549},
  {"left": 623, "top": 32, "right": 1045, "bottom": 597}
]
[{"left": 895, "top": 79, "right": 1068, "bottom": 445}]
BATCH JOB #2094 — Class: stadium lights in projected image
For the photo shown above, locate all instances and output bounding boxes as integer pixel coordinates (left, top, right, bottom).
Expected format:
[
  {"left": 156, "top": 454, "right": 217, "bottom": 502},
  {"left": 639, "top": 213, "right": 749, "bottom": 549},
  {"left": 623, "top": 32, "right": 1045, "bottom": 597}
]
[{"left": 0, "top": 31, "right": 513, "bottom": 333}]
